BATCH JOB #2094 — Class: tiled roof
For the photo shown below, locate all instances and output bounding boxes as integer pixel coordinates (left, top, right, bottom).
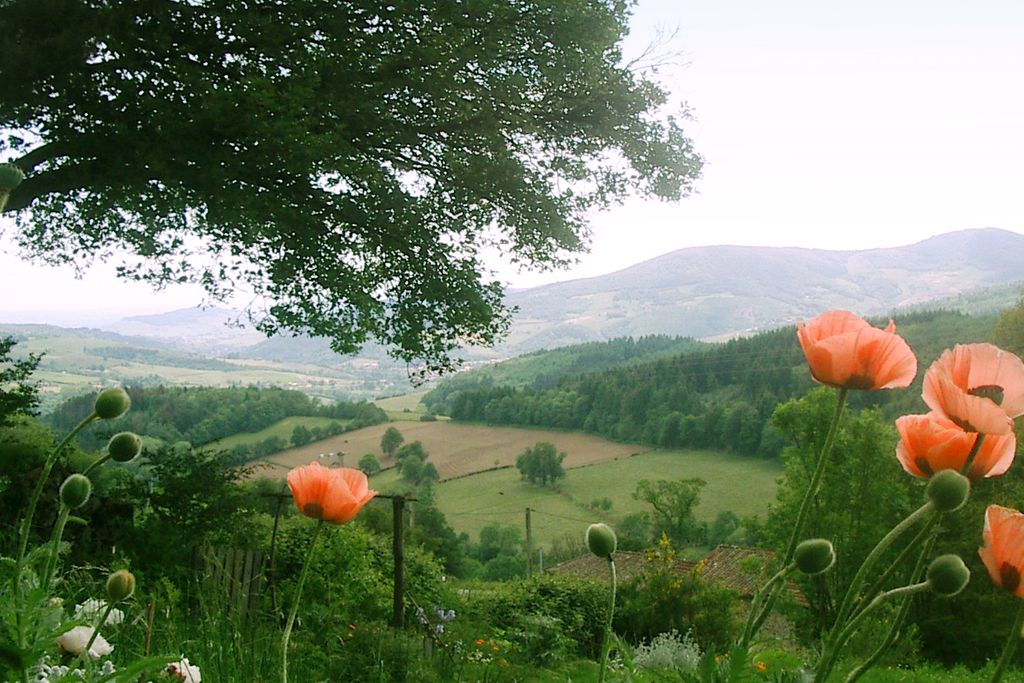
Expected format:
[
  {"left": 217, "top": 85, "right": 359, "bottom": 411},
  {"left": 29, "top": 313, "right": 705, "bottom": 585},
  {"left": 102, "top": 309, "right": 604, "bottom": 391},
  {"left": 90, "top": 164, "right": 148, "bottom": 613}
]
[
  {"left": 547, "top": 544, "right": 805, "bottom": 606},
  {"left": 699, "top": 545, "right": 774, "bottom": 598}
]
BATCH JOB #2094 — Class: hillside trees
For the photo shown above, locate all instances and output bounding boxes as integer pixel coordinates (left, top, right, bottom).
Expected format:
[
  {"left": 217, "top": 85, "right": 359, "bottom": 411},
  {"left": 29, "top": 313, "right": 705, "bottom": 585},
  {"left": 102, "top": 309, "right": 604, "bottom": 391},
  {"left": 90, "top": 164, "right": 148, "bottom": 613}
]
[
  {"left": 380, "top": 426, "right": 405, "bottom": 458},
  {"left": 46, "top": 385, "right": 386, "bottom": 451},
  {"left": 1, "top": 0, "right": 702, "bottom": 372},
  {"left": 0, "top": 337, "right": 40, "bottom": 424},
  {"left": 633, "top": 478, "right": 707, "bottom": 546},
  {"left": 757, "top": 389, "right": 916, "bottom": 634},
  {"left": 431, "top": 310, "right": 997, "bottom": 459},
  {"left": 515, "top": 441, "right": 566, "bottom": 486}
]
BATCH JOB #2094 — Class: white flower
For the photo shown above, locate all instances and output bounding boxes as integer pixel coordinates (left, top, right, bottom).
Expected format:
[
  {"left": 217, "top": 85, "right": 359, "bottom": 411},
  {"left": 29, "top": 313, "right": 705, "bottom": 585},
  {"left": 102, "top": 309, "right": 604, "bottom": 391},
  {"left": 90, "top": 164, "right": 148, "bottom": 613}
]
[
  {"left": 56, "top": 625, "right": 113, "bottom": 659},
  {"left": 73, "top": 598, "right": 124, "bottom": 625},
  {"left": 167, "top": 657, "right": 201, "bottom": 682}
]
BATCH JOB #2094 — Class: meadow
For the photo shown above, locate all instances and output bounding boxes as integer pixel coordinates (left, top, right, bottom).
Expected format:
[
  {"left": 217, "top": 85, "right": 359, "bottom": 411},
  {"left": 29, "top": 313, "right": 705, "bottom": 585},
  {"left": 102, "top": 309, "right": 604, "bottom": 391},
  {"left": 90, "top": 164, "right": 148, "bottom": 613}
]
[
  {"left": 205, "top": 415, "right": 351, "bottom": 451},
  {"left": 428, "top": 450, "right": 781, "bottom": 552},
  {"left": 251, "top": 420, "right": 650, "bottom": 481}
]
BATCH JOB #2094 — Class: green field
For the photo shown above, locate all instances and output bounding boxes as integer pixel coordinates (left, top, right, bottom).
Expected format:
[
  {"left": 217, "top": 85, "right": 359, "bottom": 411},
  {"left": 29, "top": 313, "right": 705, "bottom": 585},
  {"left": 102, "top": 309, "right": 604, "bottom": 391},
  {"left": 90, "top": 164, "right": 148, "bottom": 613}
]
[
  {"left": 206, "top": 416, "right": 348, "bottom": 451},
  {"left": 429, "top": 449, "right": 781, "bottom": 551}
]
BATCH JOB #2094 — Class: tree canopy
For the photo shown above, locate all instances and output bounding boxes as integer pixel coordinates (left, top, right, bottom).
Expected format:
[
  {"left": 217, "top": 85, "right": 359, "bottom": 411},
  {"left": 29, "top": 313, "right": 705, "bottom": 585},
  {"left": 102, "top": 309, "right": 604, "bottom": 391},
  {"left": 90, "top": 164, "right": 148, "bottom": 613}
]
[{"left": 0, "top": 0, "right": 702, "bottom": 372}]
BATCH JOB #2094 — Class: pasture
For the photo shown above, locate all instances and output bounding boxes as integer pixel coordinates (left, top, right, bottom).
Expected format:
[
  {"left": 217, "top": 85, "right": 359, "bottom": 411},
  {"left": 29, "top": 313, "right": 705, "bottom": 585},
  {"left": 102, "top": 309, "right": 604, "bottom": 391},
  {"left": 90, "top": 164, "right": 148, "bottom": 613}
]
[
  {"left": 205, "top": 416, "right": 349, "bottom": 451},
  {"left": 431, "top": 449, "right": 782, "bottom": 550},
  {"left": 250, "top": 420, "right": 649, "bottom": 481}
]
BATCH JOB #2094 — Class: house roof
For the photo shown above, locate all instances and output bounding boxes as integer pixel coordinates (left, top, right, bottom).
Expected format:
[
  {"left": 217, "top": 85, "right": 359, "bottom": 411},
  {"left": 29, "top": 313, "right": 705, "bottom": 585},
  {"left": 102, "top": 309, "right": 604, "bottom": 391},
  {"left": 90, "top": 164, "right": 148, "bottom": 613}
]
[{"left": 547, "top": 544, "right": 804, "bottom": 605}]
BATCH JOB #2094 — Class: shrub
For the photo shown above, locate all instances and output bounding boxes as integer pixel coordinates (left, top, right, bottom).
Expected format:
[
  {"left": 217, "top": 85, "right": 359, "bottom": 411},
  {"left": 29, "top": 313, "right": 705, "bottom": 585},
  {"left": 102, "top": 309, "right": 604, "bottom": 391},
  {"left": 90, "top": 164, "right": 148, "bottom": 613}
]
[
  {"left": 631, "top": 630, "right": 702, "bottom": 673},
  {"left": 615, "top": 539, "right": 738, "bottom": 652}
]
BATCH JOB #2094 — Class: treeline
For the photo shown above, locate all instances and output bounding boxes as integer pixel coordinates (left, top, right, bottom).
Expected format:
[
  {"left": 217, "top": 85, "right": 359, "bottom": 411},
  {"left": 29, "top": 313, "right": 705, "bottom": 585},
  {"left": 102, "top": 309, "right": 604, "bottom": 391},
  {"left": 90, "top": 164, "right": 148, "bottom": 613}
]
[
  {"left": 46, "top": 384, "right": 386, "bottom": 451},
  {"left": 426, "top": 335, "right": 706, "bottom": 407},
  {"left": 87, "top": 345, "right": 239, "bottom": 371},
  {"left": 425, "top": 310, "right": 997, "bottom": 459}
]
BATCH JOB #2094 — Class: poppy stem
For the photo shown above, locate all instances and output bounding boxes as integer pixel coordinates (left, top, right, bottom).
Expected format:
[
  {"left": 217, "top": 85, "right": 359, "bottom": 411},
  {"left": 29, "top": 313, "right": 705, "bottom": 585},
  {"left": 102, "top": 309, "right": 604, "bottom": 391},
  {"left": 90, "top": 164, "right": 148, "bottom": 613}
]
[
  {"left": 831, "top": 501, "right": 934, "bottom": 635},
  {"left": 282, "top": 519, "right": 324, "bottom": 683},
  {"left": 597, "top": 555, "right": 617, "bottom": 683},
  {"left": 990, "top": 600, "right": 1024, "bottom": 683},
  {"left": 817, "top": 582, "right": 931, "bottom": 681},
  {"left": 783, "top": 388, "right": 848, "bottom": 566},
  {"left": 739, "top": 563, "right": 797, "bottom": 648},
  {"left": 842, "top": 519, "right": 942, "bottom": 683},
  {"left": 13, "top": 412, "right": 97, "bottom": 649}
]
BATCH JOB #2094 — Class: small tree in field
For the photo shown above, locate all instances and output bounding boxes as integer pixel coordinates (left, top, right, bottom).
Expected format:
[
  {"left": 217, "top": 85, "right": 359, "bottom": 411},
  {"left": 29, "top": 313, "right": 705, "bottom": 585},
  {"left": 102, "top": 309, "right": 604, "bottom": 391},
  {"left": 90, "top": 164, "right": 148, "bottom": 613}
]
[
  {"left": 358, "top": 453, "right": 381, "bottom": 476},
  {"left": 380, "top": 426, "right": 404, "bottom": 457},
  {"left": 515, "top": 442, "right": 566, "bottom": 487}
]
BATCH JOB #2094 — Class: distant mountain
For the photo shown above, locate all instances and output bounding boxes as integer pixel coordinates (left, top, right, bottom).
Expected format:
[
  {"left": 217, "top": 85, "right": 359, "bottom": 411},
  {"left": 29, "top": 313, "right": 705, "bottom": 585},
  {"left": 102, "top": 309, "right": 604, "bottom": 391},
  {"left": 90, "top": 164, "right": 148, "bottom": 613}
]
[
  {"left": 103, "top": 306, "right": 265, "bottom": 352},
  {"left": 4, "top": 228, "right": 1021, "bottom": 403},
  {"left": 503, "top": 228, "right": 1024, "bottom": 348}
]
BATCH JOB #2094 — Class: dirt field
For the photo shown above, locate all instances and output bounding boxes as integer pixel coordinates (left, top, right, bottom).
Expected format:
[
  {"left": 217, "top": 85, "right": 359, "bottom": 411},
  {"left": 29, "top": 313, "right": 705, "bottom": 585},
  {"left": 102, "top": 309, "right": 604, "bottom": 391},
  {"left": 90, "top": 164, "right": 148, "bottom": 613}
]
[{"left": 249, "top": 421, "right": 650, "bottom": 481}]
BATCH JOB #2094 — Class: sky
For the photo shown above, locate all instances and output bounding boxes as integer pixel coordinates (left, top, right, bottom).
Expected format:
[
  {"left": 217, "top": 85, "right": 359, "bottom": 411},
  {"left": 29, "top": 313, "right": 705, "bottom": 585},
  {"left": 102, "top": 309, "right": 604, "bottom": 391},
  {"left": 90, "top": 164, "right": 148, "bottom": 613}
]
[{"left": 2, "top": 0, "right": 1023, "bottom": 315}]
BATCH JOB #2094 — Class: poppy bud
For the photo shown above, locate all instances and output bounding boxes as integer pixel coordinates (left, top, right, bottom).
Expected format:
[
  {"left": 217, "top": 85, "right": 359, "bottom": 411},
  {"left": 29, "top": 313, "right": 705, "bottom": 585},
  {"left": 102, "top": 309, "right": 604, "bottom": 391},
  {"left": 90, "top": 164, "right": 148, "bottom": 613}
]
[
  {"left": 794, "top": 538, "right": 835, "bottom": 576},
  {"left": 0, "top": 163, "right": 24, "bottom": 191},
  {"left": 94, "top": 387, "right": 130, "bottom": 420},
  {"left": 108, "top": 432, "right": 142, "bottom": 463},
  {"left": 60, "top": 474, "right": 92, "bottom": 509},
  {"left": 926, "top": 469, "right": 970, "bottom": 512},
  {"left": 586, "top": 523, "right": 617, "bottom": 559},
  {"left": 106, "top": 569, "right": 136, "bottom": 603},
  {"left": 927, "top": 554, "right": 970, "bottom": 597}
]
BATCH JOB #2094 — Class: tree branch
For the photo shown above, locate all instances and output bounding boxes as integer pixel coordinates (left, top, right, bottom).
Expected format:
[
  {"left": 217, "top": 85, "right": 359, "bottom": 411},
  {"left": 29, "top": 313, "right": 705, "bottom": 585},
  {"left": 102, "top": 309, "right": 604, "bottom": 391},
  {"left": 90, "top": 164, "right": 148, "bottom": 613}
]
[
  {"left": 12, "top": 142, "right": 69, "bottom": 172},
  {"left": 2, "top": 163, "right": 92, "bottom": 213}
]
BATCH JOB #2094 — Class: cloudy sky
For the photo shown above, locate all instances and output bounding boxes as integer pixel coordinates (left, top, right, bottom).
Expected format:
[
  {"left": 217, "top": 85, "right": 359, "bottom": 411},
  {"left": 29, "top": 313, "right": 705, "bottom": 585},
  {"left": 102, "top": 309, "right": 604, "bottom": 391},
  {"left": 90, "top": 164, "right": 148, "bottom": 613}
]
[{"left": 2, "top": 0, "right": 1022, "bottom": 314}]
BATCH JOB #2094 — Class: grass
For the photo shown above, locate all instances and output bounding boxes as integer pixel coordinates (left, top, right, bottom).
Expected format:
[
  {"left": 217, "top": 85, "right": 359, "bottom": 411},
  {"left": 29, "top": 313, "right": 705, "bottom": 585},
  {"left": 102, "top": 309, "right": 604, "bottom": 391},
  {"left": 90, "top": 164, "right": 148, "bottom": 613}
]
[
  {"left": 206, "top": 416, "right": 349, "bottom": 451},
  {"left": 564, "top": 450, "right": 782, "bottom": 523},
  {"left": 373, "top": 390, "right": 430, "bottom": 413},
  {"left": 431, "top": 449, "right": 782, "bottom": 551}
]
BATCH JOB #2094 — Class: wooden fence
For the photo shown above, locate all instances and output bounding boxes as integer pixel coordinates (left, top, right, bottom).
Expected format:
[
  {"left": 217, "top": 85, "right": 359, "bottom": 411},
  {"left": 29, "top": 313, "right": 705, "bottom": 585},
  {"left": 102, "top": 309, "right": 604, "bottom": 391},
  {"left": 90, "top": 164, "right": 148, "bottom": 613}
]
[{"left": 193, "top": 546, "right": 265, "bottom": 622}]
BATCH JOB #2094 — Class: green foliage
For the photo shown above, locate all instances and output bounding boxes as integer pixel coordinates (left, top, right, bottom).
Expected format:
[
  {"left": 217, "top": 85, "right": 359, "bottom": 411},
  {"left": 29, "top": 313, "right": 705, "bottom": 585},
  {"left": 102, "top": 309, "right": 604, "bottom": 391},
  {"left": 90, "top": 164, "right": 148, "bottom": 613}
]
[
  {"left": 113, "top": 446, "right": 260, "bottom": 581},
  {"left": 422, "top": 335, "right": 707, "bottom": 409},
  {"left": 46, "top": 384, "right": 385, "bottom": 452},
  {"left": 435, "top": 310, "right": 998, "bottom": 460},
  {"left": 380, "top": 426, "right": 405, "bottom": 457},
  {"left": 990, "top": 296, "right": 1024, "bottom": 357},
  {"left": 758, "top": 388, "right": 917, "bottom": 635},
  {"left": 633, "top": 478, "right": 708, "bottom": 546},
  {"left": 2, "top": 1, "right": 701, "bottom": 372},
  {"left": 515, "top": 442, "right": 567, "bottom": 487},
  {"left": 467, "top": 574, "right": 609, "bottom": 659},
  {"left": 0, "top": 337, "right": 40, "bottom": 425},
  {"left": 615, "top": 539, "right": 738, "bottom": 653},
  {"left": 359, "top": 452, "right": 382, "bottom": 476},
  {"left": 395, "top": 441, "right": 439, "bottom": 490},
  {"left": 473, "top": 523, "right": 527, "bottom": 581}
]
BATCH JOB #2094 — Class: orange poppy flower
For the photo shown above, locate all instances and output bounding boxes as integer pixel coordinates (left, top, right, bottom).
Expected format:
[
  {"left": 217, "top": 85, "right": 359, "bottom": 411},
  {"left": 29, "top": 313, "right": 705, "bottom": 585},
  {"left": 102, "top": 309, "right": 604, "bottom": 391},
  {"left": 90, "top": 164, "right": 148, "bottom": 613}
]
[
  {"left": 895, "top": 413, "right": 1015, "bottom": 480},
  {"left": 287, "top": 462, "right": 377, "bottom": 525},
  {"left": 922, "top": 344, "right": 1024, "bottom": 435},
  {"left": 979, "top": 505, "right": 1024, "bottom": 599},
  {"left": 797, "top": 310, "right": 917, "bottom": 391}
]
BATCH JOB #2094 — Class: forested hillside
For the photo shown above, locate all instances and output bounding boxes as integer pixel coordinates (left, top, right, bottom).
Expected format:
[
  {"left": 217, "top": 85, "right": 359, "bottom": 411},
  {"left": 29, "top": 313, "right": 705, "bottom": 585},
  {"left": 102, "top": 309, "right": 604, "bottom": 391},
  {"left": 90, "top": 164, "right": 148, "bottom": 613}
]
[
  {"left": 46, "top": 385, "right": 387, "bottom": 452},
  {"left": 425, "top": 310, "right": 999, "bottom": 458}
]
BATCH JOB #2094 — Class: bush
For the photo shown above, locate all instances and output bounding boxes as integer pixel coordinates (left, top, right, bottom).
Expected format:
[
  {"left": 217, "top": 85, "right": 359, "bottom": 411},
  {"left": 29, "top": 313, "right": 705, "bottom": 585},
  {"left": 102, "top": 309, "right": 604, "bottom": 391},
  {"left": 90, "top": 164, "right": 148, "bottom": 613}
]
[
  {"left": 615, "top": 539, "right": 738, "bottom": 652},
  {"left": 631, "top": 630, "right": 702, "bottom": 673},
  {"left": 465, "top": 575, "right": 608, "bottom": 660}
]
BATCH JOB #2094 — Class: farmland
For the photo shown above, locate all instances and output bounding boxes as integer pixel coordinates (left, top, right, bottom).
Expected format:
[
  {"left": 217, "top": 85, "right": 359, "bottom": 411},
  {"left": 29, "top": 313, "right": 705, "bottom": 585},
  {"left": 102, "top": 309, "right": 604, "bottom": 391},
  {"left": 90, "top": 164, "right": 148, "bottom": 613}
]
[{"left": 250, "top": 420, "right": 781, "bottom": 550}]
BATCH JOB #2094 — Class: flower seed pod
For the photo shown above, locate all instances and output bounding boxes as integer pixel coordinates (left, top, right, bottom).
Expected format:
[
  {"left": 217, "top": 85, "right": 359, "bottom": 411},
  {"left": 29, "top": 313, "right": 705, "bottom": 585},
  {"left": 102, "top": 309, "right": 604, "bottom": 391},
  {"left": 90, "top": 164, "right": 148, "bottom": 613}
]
[
  {"left": 60, "top": 474, "right": 92, "bottom": 509},
  {"left": 0, "top": 163, "right": 25, "bottom": 191},
  {"left": 926, "top": 469, "right": 970, "bottom": 513},
  {"left": 927, "top": 554, "right": 970, "bottom": 597},
  {"left": 94, "top": 387, "right": 131, "bottom": 420},
  {"left": 108, "top": 432, "right": 142, "bottom": 463},
  {"left": 586, "top": 523, "right": 617, "bottom": 559},
  {"left": 794, "top": 538, "right": 836, "bottom": 576},
  {"left": 106, "top": 569, "right": 136, "bottom": 603}
]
